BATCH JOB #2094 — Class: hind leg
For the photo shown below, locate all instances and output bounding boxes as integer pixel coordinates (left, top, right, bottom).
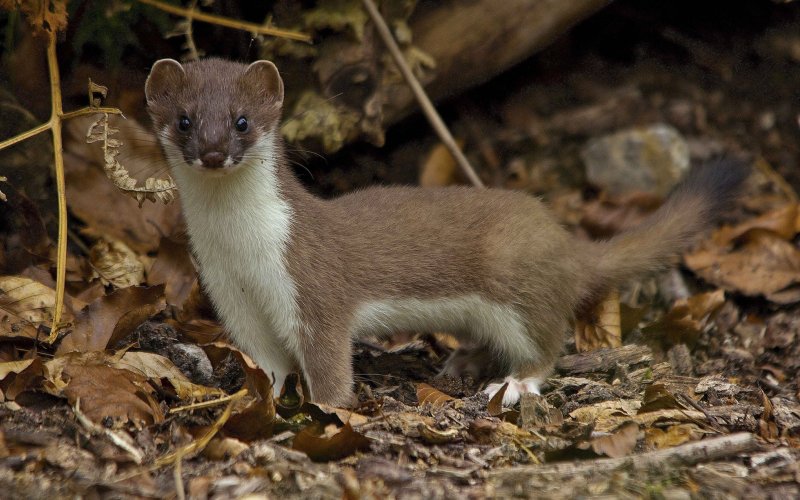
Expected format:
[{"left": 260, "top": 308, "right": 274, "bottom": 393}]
[
  {"left": 484, "top": 363, "right": 553, "bottom": 406},
  {"left": 480, "top": 323, "right": 561, "bottom": 406}
]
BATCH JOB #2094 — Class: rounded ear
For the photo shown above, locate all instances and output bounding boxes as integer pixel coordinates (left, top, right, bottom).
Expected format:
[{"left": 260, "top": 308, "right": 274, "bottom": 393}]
[
  {"left": 243, "top": 60, "right": 284, "bottom": 106},
  {"left": 145, "top": 59, "right": 186, "bottom": 102}
]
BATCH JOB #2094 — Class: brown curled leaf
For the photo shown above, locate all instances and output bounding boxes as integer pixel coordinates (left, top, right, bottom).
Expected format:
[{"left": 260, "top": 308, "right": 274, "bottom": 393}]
[
  {"left": 418, "top": 423, "right": 460, "bottom": 445},
  {"left": 416, "top": 382, "right": 455, "bottom": 407},
  {"left": 586, "top": 421, "right": 640, "bottom": 458},
  {"left": 486, "top": 382, "right": 508, "bottom": 416},
  {"left": 0, "top": 276, "right": 74, "bottom": 340},
  {"left": 86, "top": 113, "right": 177, "bottom": 207},
  {"left": 292, "top": 422, "right": 370, "bottom": 462},
  {"left": 57, "top": 285, "right": 166, "bottom": 354}
]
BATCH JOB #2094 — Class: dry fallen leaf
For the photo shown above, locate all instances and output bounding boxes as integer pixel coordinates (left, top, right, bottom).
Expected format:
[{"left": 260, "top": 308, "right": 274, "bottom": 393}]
[
  {"left": 416, "top": 383, "right": 456, "bottom": 407},
  {"left": 202, "top": 436, "right": 249, "bottom": 461},
  {"left": 641, "top": 290, "right": 725, "bottom": 348},
  {"left": 292, "top": 423, "right": 370, "bottom": 462},
  {"left": 569, "top": 399, "right": 641, "bottom": 431},
  {"left": 0, "top": 358, "right": 35, "bottom": 381},
  {"left": 638, "top": 383, "right": 688, "bottom": 413},
  {"left": 195, "top": 343, "right": 277, "bottom": 442},
  {"left": 85, "top": 113, "right": 177, "bottom": 207},
  {"left": 89, "top": 237, "right": 145, "bottom": 288},
  {"left": 585, "top": 421, "right": 640, "bottom": 458},
  {"left": 519, "top": 393, "right": 562, "bottom": 429},
  {"left": 311, "top": 403, "right": 370, "bottom": 427},
  {"left": 112, "top": 351, "right": 224, "bottom": 401},
  {"left": 759, "top": 390, "right": 779, "bottom": 441},
  {"left": 43, "top": 352, "right": 163, "bottom": 426},
  {"left": 419, "top": 140, "right": 464, "bottom": 187},
  {"left": 418, "top": 423, "right": 460, "bottom": 445},
  {"left": 686, "top": 233, "right": 800, "bottom": 304},
  {"left": 0, "top": 276, "right": 73, "bottom": 340},
  {"left": 644, "top": 423, "right": 709, "bottom": 449},
  {"left": 575, "top": 289, "right": 622, "bottom": 352},
  {"left": 685, "top": 203, "right": 800, "bottom": 304},
  {"left": 487, "top": 382, "right": 508, "bottom": 416},
  {"left": 57, "top": 285, "right": 166, "bottom": 354},
  {"left": 712, "top": 202, "right": 798, "bottom": 244}
]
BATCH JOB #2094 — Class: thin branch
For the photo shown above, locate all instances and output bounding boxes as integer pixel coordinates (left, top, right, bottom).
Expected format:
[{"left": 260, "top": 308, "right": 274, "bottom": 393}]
[
  {"left": 168, "top": 390, "right": 244, "bottom": 414},
  {"left": 361, "top": 0, "right": 485, "bottom": 188},
  {"left": 74, "top": 398, "right": 144, "bottom": 464},
  {"left": 0, "top": 121, "right": 51, "bottom": 150},
  {"left": 137, "top": 0, "right": 312, "bottom": 43},
  {"left": 46, "top": 30, "right": 67, "bottom": 343}
]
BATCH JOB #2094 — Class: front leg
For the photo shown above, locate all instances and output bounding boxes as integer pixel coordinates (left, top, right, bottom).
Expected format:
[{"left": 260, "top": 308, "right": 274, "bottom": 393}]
[
  {"left": 218, "top": 302, "right": 296, "bottom": 396},
  {"left": 298, "top": 325, "right": 356, "bottom": 407}
]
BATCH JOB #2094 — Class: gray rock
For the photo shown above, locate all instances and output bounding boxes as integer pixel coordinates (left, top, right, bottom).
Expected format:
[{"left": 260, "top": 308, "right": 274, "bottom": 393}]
[{"left": 581, "top": 124, "right": 690, "bottom": 196}]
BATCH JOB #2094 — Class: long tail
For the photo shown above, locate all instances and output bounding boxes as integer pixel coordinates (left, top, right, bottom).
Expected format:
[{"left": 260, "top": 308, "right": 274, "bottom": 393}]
[{"left": 581, "top": 158, "right": 749, "bottom": 305}]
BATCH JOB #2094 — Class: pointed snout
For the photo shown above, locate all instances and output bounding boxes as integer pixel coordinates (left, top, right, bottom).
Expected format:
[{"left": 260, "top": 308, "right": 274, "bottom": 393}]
[{"left": 201, "top": 151, "right": 226, "bottom": 169}]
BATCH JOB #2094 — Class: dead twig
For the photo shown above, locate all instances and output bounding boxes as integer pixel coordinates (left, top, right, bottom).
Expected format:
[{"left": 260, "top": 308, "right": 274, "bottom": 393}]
[
  {"left": 137, "top": 0, "right": 311, "bottom": 43},
  {"left": 488, "top": 432, "right": 760, "bottom": 481},
  {"left": 361, "top": 0, "right": 485, "bottom": 188},
  {"left": 73, "top": 398, "right": 145, "bottom": 464},
  {"left": 168, "top": 390, "right": 247, "bottom": 414},
  {"left": 153, "top": 388, "right": 247, "bottom": 467}
]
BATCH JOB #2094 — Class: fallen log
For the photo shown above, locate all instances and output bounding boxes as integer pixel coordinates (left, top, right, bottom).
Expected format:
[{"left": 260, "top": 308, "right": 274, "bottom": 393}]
[{"left": 271, "top": 0, "right": 610, "bottom": 152}]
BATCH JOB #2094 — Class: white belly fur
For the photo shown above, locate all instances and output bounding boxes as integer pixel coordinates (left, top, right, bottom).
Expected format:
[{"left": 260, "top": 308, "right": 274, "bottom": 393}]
[{"left": 351, "top": 295, "right": 541, "bottom": 365}]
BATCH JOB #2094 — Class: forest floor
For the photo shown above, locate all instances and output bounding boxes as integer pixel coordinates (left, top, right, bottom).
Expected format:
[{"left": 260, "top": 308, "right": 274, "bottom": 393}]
[{"left": 2, "top": 1, "right": 800, "bottom": 498}]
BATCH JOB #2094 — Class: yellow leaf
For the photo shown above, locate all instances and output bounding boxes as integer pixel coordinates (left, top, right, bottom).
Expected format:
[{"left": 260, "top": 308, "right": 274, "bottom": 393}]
[
  {"left": 419, "top": 140, "right": 464, "bottom": 187},
  {"left": 112, "top": 351, "right": 224, "bottom": 400},
  {"left": 0, "top": 276, "right": 73, "bottom": 339},
  {"left": 89, "top": 237, "right": 145, "bottom": 288}
]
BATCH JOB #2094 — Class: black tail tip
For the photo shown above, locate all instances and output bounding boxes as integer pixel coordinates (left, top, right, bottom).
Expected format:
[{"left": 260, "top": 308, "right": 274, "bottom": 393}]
[{"left": 674, "top": 157, "right": 751, "bottom": 212}]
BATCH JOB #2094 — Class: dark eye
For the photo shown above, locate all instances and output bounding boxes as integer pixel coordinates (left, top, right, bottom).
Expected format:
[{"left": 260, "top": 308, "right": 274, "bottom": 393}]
[
  {"left": 235, "top": 116, "right": 248, "bottom": 132},
  {"left": 178, "top": 116, "right": 191, "bottom": 132}
]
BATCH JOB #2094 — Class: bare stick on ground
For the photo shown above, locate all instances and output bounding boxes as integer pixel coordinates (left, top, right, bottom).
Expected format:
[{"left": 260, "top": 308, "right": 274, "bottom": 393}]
[
  {"left": 361, "top": 0, "right": 485, "bottom": 188},
  {"left": 488, "top": 432, "right": 760, "bottom": 482}
]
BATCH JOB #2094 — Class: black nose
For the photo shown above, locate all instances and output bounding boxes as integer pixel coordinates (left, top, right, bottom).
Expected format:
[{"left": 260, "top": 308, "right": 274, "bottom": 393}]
[{"left": 202, "top": 151, "right": 225, "bottom": 169}]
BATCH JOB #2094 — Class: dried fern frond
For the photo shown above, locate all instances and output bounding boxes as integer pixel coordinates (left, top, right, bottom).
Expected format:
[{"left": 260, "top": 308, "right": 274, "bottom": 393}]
[{"left": 86, "top": 113, "right": 177, "bottom": 208}]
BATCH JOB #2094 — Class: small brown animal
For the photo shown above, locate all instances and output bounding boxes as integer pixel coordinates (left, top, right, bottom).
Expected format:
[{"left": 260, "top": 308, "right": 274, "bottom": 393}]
[{"left": 145, "top": 58, "right": 747, "bottom": 406}]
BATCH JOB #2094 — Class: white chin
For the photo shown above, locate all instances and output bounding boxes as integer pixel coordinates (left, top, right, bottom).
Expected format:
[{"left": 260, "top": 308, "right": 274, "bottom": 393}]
[{"left": 184, "top": 161, "right": 244, "bottom": 177}]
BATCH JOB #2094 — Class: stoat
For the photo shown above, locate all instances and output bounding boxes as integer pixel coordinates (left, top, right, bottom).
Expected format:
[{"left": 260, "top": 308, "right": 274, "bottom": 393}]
[{"left": 145, "top": 58, "right": 747, "bottom": 406}]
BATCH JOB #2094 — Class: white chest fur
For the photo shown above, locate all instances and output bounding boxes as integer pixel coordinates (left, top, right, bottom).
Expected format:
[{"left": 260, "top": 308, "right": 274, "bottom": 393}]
[{"left": 168, "top": 135, "right": 302, "bottom": 389}]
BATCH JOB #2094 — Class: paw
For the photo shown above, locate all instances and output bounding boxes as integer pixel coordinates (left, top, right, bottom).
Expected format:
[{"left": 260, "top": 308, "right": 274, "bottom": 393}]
[{"left": 484, "top": 376, "right": 541, "bottom": 406}]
